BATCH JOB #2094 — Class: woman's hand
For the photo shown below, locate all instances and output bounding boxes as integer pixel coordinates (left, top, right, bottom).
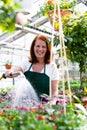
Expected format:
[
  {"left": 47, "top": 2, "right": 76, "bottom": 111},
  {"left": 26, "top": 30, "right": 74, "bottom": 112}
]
[
  {"left": 5, "top": 71, "right": 20, "bottom": 78},
  {"left": 5, "top": 66, "right": 23, "bottom": 78}
]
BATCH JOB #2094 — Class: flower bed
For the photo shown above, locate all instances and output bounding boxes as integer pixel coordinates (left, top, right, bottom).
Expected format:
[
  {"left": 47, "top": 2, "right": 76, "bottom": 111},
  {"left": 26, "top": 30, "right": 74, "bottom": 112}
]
[{"left": 0, "top": 91, "right": 87, "bottom": 130}]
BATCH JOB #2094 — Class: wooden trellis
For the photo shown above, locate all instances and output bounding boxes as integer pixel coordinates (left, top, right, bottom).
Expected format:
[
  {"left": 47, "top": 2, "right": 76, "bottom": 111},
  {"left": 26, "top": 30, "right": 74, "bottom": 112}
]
[{"left": 50, "top": 0, "right": 72, "bottom": 114}]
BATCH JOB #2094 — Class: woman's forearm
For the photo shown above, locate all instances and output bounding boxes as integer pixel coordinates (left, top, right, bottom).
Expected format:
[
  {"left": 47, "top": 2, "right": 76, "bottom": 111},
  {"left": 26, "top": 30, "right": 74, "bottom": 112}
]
[
  {"left": 51, "top": 80, "right": 58, "bottom": 97},
  {"left": 5, "top": 66, "right": 23, "bottom": 78}
]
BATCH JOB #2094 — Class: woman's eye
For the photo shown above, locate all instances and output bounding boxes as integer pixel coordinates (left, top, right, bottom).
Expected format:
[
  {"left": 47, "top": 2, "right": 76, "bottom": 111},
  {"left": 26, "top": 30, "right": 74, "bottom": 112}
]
[
  {"left": 36, "top": 45, "right": 46, "bottom": 48},
  {"left": 36, "top": 45, "right": 40, "bottom": 47},
  {"left": 42, "top": 46, "right": 46, "bottom": 48}
]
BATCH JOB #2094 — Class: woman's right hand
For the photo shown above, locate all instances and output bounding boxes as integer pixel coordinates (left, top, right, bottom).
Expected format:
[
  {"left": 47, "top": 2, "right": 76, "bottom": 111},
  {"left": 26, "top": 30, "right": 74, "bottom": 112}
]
[
  {"left": 5, "top": 70, "right": 21, "bottom": 78},
  {"left": 5, "top": 66, "right": 23, "bottom": 78},
  {"left": 4, "top": 71, "right": 14, "bottom": 78}
]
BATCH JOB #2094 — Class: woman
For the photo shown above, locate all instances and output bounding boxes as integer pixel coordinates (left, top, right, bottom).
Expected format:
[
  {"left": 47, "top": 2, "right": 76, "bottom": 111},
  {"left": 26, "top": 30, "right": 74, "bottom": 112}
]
[{"left": 5, "top": 35, "right": 59, "bottom": 99}]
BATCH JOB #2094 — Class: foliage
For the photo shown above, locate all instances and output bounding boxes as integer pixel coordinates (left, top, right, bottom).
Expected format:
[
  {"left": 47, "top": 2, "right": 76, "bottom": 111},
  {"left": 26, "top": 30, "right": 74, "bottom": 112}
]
[
  {"left": 0, "top": 86, "right": 12, "bottom": 94},
  {"left": 0, "top": 0, "right": 21, "bottom": 32},
  {"left": 82, "top": 76, "right": 87, "bottom": 96},
  {"left": 63, "top": 12, "right": 87, "bottom": 73},
  {"left": 58, "top": 79, "right": 81, "bottom": 98},
  {"left": 58, "top": 79, "right": 80, "bottom": 90},
  {"left": 39, "top": 0, "right": 76, "bottom": 16},
  {"left": 38, "top": 0, "right": 77, "bottom": 31},
  {"left": 0, "top": 92, "right": 87, "bottom": 130},
  {"left": 5, "top": 60, "right": 12, "bottom": 65},
  {"left": 0, "top": 109, "right": 53, "bottom": 130},
  {"left": 0, "top": 86, "right": 13, "bottom": 104},
  {"left": 59, "top": 78, "right": 87, "bottom": 99},
  {"left": 54, "top": 12, "right": 87, "bottom": 84},
  {"left": 82, "top": 76, "right": 87, "bottom": 88}
]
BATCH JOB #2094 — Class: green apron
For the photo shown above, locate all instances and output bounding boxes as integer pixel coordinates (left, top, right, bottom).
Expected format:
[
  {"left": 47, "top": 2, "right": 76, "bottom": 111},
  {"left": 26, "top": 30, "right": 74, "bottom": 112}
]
[{"left": 24, "top": 64, "right": 49, "bottom": 99}]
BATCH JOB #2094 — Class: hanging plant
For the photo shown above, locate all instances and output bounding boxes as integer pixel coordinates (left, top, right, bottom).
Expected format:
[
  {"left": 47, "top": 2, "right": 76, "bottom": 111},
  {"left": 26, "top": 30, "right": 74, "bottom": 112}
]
[
  {"left": 48, "top": 9, "right": 73, "bottom": 30},
  {"left": 38, "top": 0, "right": 76, "bottom": 31}
]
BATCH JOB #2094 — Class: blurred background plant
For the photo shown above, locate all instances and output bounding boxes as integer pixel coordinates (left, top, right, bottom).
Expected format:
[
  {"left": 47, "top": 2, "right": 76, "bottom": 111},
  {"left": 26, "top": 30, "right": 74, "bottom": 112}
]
[
  {"left": 0, "top": 0, "right": 21, "bottom": 32},
  {"left": 0, "top": 96, "right": 87, "bottom": 130},
  {"left": 4, "top": 60, "right": 12, "bottom": 69},
  {"left": 37, "top": 0, "right": 77, "bottom": 31},
  {"left": 39, "top": 0, "right": 76, "bottom": 16},
  {"left": 54, "top": 12, "right": 87, "bottom": 86}
]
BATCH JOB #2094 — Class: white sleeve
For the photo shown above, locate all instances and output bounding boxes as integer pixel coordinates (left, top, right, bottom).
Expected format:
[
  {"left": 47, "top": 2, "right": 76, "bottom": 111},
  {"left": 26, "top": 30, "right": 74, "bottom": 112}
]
[
  {"left": 20, "top": 59, "right": 31, "bottom": 72},
  {"left": 46, "top": 62, "right": 59, "bottom": 80},
  {"left": 51, "top": 62, "right": 59, "bottom": 80}
]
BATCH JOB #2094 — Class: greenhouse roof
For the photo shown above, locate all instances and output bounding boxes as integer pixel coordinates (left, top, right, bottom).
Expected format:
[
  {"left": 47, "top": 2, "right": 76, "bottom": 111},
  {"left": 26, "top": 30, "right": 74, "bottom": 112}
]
[{"left": 0, "top": 0, "right": 87, "bottom": 51}]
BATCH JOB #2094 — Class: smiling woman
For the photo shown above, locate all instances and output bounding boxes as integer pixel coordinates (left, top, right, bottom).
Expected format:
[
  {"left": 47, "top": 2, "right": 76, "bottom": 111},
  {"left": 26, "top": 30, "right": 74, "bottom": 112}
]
[{"left": 5, "top": 34, "right": 59, "bottom": 100}]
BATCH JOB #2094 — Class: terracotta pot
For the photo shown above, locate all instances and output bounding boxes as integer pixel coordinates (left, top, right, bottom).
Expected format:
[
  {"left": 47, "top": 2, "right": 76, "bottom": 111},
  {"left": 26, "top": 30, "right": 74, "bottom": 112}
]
[
  {"left": 48, "top": 9, "right": 73, "bottom": 31},
  {"left": 5, "top": 64, "right": 12, "bottom": 69}
]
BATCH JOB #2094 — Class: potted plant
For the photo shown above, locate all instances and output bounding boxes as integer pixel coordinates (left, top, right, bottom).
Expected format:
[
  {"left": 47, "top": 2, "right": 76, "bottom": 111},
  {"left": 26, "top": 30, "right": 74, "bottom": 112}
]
[
  {"left": 38, "top": 0, "right": 76, "bottom": 30},
  {"left": 5, "top": 60, "right": 12, "bottom": 69}
]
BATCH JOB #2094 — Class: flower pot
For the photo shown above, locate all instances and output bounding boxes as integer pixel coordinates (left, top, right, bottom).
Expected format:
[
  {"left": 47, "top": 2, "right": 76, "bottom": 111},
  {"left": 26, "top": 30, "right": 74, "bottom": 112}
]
[
  {"left": 5, "top": 64, "right": 12, "bottom": 69},
  {"left": 48, "top": 9, "right": 73, "bottom": 31}
]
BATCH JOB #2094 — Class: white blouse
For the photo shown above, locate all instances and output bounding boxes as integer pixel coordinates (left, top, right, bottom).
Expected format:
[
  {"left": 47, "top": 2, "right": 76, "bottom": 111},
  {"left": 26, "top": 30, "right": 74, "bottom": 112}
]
[{"left": 20, "top": 59, "right": 59, "bottom": 80}]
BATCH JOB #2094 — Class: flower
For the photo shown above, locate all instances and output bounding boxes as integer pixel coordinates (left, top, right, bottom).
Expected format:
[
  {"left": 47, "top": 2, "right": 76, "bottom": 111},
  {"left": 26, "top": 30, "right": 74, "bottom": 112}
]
[
  {"left": 39, "top": 0, "right": 76, "bottom": 16},
  {"left": 38, "top": 0, "right": 76, "bottom": 31},
  {"left": 0, "top": 93, "right": 87, "bottom": 129}
]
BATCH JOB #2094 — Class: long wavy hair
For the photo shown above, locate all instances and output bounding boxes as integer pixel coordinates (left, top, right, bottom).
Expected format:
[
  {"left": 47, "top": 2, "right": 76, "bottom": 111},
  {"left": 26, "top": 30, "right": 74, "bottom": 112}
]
[{"left": 29, "top": 35, "right": 51, "bottom": 64}]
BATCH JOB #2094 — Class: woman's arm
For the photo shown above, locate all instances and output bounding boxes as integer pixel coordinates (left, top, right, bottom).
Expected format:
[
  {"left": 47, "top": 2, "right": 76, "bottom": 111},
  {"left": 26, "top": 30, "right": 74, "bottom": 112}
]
[
  {"left": 5, "top": 66, "right": 23, "bottom": 78},
  {"left": 51, "top": 80, "right": 58, "bottom": 97}
]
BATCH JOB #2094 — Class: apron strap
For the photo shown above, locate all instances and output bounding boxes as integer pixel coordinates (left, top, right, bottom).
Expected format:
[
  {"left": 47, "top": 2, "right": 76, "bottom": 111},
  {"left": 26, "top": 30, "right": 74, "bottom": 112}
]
[
  {"left": 29, "top": 63, "right": 32, "bottom": 71},
  {"left": 44, "top": 64, "right": 46, "bottom": 74}
]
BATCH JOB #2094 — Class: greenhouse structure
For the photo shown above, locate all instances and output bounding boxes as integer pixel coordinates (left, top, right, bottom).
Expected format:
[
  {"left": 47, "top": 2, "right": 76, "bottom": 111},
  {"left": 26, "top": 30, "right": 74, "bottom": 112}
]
[{"left": 0, "top": 0, "right": 87, "bottom": 129}]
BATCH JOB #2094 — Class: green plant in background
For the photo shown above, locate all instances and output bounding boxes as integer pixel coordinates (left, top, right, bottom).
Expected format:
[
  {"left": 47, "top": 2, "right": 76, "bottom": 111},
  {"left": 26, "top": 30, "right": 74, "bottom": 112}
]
[
  {"left": 59, "top": 78, "right": 87, "bottom": 99},
  {"left": 37, "top": 0, "right": 77, "bottom": 31},
  {"left": 64, "top": 12, "right": 87, "bottom": 84},
  {"left": 82, "top": 76, "right": 87, "bottom": 96},
  {"left": 0, "top": 86, "right": 12, "bottom": 94},
  {"left": 5, "top": 60, "right": 12, "bottom": 65},
  {"left": 58, "top": 79, "right": 82, "bottom": 98},
  {"left": 0, "top": 0, "right": 21, "bottom": 32},
  {"left": 0, "top": 86, "right": 13, "bottom": 106},
  {"left": 54, "top": 12, "right": 87, "bottom": 87},
  {"left": 82, "top": 76, "right": 87, "bottom": 88},
  {"left": 39, "top": 0, "right": 76, "bottom": 16},
  {"left": 58, "top": 79, "right": 80, "bottom": 90}
]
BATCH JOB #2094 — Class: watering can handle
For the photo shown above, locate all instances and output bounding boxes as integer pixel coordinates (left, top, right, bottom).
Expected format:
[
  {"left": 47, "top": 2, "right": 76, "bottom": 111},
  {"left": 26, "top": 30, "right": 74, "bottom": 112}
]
[{"left": 0, "top": 72, "right": 20, "bottom": 80}]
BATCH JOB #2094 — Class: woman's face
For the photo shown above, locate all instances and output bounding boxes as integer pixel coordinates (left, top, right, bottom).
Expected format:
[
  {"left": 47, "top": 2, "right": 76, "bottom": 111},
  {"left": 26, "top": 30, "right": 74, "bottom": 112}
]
[{"left": 34, "top": 39, "right": 47, "bottom": 60}]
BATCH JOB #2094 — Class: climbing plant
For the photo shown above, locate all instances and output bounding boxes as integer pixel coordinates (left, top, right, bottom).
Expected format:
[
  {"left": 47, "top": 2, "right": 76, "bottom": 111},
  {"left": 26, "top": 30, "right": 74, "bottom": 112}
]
[{"left": 54, "top": 12, "right": 87, "bottom": 84}]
